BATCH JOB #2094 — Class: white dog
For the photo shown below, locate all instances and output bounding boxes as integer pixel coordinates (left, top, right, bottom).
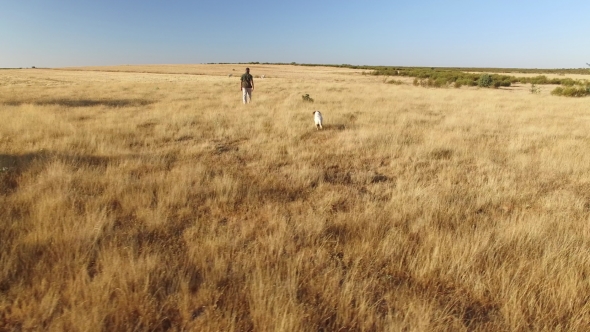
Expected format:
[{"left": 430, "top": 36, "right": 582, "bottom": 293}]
[{"left": 313, "top": 111, "right": 323, "bottom": 130}]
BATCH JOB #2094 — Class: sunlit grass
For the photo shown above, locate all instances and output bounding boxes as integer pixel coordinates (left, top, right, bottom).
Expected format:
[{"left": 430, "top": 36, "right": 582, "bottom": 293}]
[{"left": 1, "top": 66, "right": 590, "bottom": 331}]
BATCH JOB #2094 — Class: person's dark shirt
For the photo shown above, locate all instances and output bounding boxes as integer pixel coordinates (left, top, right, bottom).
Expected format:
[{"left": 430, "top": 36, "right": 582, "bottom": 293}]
[{"left": 241, "top": 73, "right": 253, "bottom": 88}]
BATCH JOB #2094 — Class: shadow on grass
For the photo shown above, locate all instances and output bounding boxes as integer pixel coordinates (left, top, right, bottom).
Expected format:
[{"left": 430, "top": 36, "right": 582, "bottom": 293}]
[
  {"left": 1, "top": 151, "right": 114, "bottom": 194},
  {"left": 298, "top": 123, "right": 350, "bottom": 141},
  {"left": 322, "top": 123, "right": 347, "bottom": 131},
  {"left": 1, "top": 151, "right": 112, "bottom": 169},
  {"left": 3, "top": 98, "right": 156, "bottom": 108}
]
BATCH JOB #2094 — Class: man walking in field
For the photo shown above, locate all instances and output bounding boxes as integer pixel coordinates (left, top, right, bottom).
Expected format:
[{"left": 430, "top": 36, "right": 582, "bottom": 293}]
[{"left": 240, "top": 67, "right": 254, "bottom": 104}]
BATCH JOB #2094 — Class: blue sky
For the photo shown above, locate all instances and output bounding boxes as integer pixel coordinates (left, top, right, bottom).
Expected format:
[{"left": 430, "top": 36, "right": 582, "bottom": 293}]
[{"left": 2, "top": 0, "right": 589, "bottom": 68}]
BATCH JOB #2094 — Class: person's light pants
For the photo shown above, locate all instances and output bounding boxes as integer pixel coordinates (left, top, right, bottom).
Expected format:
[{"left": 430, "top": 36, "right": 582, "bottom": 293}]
[{"left": 242, "top": 88, "right": 252, "bottom": 104}]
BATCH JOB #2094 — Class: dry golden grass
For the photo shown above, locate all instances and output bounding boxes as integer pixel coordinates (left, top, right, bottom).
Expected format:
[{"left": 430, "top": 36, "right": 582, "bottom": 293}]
[
  {"left": 56, "top": 64, "right": 367, "bottom": 80},
  {"left": 1, "top": 65, "right": 590, "bottom": 331}
]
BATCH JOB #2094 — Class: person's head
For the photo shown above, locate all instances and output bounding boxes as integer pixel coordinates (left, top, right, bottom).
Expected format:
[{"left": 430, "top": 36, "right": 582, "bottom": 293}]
[{"left": 245, "top": 68, "right": 250, "bottom": 73}]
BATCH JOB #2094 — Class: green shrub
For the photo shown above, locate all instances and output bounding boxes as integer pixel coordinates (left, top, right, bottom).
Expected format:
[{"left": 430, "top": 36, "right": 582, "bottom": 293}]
[
  {"left": 565, "top": 87, "right": 589, "bottom": 97},
  {"left": 478, "top": 74, "right": 493, "bottom": 87},
  {"left": 530, "top": 75, "right": 549, "bottom": 85},
  {"left": 551, "top": 87, "right": 564, "bottom": 96},
  {"left": 551, "top": 86, "right": 590, "bottom": 97},
  {"left": 455, "top": 79, "right": 468, "bottom": 86},
  {"left": 434, "top": 77, "right": 447, "bottom": 87},
  {"left": 562, "top": 87, "right": 578, "bottom": 97},
  {"left": 561, "top": 78, "right": 576, "bottom": 86}
]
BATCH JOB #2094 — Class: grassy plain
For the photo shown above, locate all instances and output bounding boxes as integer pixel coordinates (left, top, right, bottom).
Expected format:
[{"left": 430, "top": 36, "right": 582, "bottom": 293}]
[{"left": 1, "top": 64, "right": 590, "bottom": 331}]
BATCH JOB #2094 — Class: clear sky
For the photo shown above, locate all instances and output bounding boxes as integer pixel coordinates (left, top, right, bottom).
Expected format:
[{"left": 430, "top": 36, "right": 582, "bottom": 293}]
[{"left": 2, "top": 0, "right": 589, "bottom": 68}]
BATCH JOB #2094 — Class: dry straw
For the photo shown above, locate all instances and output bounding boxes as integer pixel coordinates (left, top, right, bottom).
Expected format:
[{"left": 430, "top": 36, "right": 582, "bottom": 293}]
[{"left": 1, "top": 65, "right": 590, "bottom": 331}]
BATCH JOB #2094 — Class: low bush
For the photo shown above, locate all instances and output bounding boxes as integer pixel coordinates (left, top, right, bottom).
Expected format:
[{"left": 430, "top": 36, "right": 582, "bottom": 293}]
[
  {"left": 459, "top": 78, "right": 477, "bottom": 87},
  {"left": 434, "top": 77, "right": 447, "bottom": 87},
  {"left": 478, "top": 74, "right": 493, "bottom": 88},
  {"left": 530, "top": 75, "right": 549, "bottom": 85},
  {"left": 551, "top": 87, "right": 564, "bottom": 96},
  {"left": 561, "top": 78, "right": 576, "bottom": 86},
  {"left": 386, "top": 79, "right": 404, "bottom": 85},
  {"left": 551, "top": 86, "right": 590, "bottom": 97}
]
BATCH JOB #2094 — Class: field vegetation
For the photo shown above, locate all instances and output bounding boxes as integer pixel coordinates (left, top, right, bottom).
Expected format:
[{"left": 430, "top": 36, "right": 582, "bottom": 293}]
[
  {"left": 265, "top": 63, "right": 590, "bottom": 95},
  {"left": 59, "top": 63, "right": 590, "bottom": 96},
  {"left": 1, "top": 65, "right": 590, "bottom": 331},
  {"left": 370, "top": 67, "right": 590, "bottom": 94}
]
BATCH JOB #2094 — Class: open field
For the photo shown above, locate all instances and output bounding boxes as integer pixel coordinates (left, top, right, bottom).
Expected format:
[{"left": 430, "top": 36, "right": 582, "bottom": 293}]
[
  {"left": 1, "top": 65, "right": 590, "bottom": 331},
  {"left": 56, "top": 64, "right": 368, "bottom": 80}
]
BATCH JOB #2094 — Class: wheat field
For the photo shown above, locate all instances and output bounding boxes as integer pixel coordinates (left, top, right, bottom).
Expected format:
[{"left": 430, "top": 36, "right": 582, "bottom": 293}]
[{"left": 1, "top": 65, "right": 590, "bottom": 331}]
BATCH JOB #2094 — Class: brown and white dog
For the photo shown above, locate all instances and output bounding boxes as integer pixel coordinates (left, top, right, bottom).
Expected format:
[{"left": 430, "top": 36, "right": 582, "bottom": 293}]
[{"left": 313, "top": 111, "right": 323, "bottom": 130}]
